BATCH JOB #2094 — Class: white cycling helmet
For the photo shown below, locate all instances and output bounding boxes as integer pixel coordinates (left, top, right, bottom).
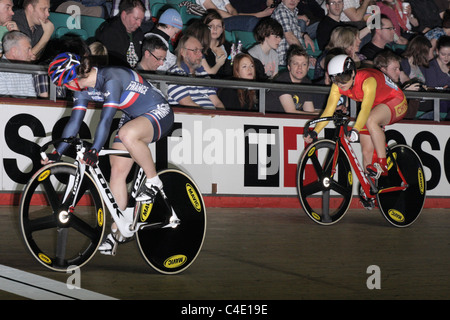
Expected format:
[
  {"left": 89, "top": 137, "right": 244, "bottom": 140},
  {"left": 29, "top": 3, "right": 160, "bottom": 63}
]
[{"left": 327, "top": 54, "right": 356, "bottom": 83}]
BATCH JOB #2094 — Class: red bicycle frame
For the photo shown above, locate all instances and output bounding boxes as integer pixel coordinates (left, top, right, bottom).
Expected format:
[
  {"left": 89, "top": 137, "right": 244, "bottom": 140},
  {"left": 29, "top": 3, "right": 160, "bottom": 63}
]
[{"left": 335, "top": 125, "right": 409, "bottom": 198}]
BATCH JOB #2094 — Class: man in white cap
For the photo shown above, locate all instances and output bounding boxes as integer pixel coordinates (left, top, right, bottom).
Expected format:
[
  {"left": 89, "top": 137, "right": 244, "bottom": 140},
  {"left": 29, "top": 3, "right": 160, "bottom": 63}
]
[{"left": 144, "top": 8, "right": 183, "bottom": 71}]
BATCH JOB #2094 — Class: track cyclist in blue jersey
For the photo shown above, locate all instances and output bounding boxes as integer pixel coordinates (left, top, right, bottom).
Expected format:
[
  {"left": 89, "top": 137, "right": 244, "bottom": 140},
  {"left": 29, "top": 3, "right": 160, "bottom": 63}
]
[{"left": 44, "top": 52, "right": 174, "bottom": 254}]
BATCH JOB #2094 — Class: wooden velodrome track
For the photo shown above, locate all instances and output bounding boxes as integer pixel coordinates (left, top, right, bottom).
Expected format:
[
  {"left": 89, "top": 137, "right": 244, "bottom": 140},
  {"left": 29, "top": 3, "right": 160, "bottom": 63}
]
[{"left": 1, "top": 205, "right": 449, "bottom": 302}]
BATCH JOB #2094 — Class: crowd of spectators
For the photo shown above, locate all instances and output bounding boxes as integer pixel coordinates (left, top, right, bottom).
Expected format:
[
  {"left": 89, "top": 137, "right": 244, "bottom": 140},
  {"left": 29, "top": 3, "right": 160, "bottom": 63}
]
[{"left": 0, "top": 0, "right": 449, "bottom": 119}]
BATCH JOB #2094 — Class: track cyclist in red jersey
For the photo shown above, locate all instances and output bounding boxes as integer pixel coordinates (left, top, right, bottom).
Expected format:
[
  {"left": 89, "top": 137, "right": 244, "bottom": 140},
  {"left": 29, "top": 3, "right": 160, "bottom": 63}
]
[
  {"left": 44, "top": 52, "right": 174, "bottom": 254},
  {"left": 304, "top": 54, "right": 408, "bottom": 179}
]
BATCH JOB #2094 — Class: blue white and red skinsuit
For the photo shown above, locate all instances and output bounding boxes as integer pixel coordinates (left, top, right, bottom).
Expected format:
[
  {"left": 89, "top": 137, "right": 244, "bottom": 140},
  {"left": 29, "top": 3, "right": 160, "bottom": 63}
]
[{"left": 57, "top": 66, "right": 173, "bottom": 154}]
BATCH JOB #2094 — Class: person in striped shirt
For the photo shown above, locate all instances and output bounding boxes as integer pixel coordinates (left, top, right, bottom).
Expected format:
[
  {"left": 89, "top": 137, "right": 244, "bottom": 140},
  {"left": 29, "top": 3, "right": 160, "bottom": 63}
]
[{"left": 167, "top": 35, "right": 224, "bottom": 110}]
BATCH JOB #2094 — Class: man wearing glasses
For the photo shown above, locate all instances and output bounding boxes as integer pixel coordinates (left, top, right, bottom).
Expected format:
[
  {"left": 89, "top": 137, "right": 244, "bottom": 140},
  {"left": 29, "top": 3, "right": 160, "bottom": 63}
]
[
  {"left": 167, "top": 35, "right": 224, "bottom": 110},
  {"left": 144, "top": 8, "right": 182, "bottom": 71},
  {"left": 360, "top": 14, "right": 396, "bottom": 61},
  {"left": 136, "top": 35, "right": 168, "bottom": 72}
]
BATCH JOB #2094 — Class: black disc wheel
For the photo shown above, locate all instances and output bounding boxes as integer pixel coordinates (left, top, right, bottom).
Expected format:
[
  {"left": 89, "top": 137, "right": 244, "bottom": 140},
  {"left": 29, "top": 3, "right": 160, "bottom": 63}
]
[
  {"left": 136, "top": 169, "right": 206, "bottom": 274},
  {"left": 377, "top": 144, "right": 426, "bottom": 227}
]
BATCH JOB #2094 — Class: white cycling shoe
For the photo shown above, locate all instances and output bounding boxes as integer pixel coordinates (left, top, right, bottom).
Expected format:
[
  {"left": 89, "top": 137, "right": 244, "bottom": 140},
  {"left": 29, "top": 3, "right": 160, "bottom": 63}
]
[{"left": 98, "top": 223, "right": 127, "bottom": 256}]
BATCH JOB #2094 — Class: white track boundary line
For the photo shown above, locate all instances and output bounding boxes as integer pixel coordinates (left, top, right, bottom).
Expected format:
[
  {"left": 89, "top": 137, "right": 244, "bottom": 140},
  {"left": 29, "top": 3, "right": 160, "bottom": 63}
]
[{"left": 0, "top": 264, "right": 117, "bottom": 300}]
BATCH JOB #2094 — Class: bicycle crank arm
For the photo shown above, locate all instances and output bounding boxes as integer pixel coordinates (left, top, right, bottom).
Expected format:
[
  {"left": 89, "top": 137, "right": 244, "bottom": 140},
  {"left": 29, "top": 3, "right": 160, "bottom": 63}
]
[
  {"left": 138, "top": 222, "right": 165, "bottom": 230},
  {"left": 137, "top": 219, "right": 180, "bottom": 230},
  {"left": 378, "top": 184, "right": 408, "bottom": 194}
]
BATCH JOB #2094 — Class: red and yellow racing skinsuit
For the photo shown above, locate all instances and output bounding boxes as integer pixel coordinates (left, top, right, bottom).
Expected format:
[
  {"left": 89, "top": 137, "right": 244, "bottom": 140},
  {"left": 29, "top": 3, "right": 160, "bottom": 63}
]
[{"left": 315, "top": 69, "right": 408, "bottom": 135}]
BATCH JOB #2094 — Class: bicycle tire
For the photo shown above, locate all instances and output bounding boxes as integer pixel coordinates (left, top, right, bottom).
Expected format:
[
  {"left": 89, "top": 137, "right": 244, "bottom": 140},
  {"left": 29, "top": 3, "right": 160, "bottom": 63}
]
[
  {"left": 377, "top": 144, "right": 426, "bottom": 227},
  {"left": 297, "top": 139, "right": 353, "bottom": 225},
  {"left": 19, "top": 162, "right": 105, "bottom": 272},
  {"left": 136, "top": 169, "right": 207, "bottom": 274}
]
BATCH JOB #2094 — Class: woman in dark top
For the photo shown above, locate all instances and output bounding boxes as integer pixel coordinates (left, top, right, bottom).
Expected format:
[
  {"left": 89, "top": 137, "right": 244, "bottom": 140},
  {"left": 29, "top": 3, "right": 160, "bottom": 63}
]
[
  {"left": 218, "top": 53, "right": 258, "bottom": 111},
  {"left": 422, "top": 35, "right": 450, "bottom": 89},
  {"left": 202, "top": 9, "right": 233, "bottom": 77}
]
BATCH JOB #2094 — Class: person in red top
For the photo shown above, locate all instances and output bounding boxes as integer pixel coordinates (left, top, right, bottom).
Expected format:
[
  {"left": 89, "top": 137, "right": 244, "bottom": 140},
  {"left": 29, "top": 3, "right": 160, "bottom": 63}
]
[{"left": 304, "top": 54, "right": 408, "bottom": 178}]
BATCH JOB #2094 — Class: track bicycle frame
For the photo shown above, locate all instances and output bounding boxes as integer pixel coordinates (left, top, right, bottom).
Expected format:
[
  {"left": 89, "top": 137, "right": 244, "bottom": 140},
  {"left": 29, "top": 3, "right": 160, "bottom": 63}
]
[
  {"left": 40, "top": 137, "right": 179, "bottom": 239},
  {"left": 307, "top": 114, "right": 409, "bottom": 200}
]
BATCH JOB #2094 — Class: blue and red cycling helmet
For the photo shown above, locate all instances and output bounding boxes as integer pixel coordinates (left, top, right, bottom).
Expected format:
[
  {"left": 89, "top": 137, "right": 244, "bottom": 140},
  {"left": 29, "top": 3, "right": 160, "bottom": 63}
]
[{"left": 48, "top": 52, "right": 82, "bottom": 91}]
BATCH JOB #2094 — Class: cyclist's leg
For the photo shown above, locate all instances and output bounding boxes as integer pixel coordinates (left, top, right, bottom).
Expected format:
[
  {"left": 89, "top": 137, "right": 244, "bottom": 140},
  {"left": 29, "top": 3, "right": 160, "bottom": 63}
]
[
  {"left": 119, "top": 116, "right": 156, "bottom": 175},
  {"left": 365, "top": 103, "right": 391, "bottom": 161},
  {"left": 365, "top": 94, "right": 408, "bottom": 177},
  {"left": 359, "top": 133, "right": 375, "bottom": 169},
  {"left": 120, "top": 104, "right": 174, "bottom": 201},
  {"left": 110, "top": 141, "right": 135, "bottom": 210},
  {"left": 99, "top": 140, "right": 135, "bottom": 255}
]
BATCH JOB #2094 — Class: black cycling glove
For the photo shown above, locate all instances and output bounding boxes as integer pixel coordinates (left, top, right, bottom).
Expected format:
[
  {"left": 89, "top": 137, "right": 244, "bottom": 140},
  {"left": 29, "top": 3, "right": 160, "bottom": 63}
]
[
  {"left": 46, "top": 150, "right": 61, "bottom": 163},
  {"left": 83, "top": 149, "right": 98, "bottom": 166},
  {"left": 304, "top": 129, "right": 318, "bottom": 142}
]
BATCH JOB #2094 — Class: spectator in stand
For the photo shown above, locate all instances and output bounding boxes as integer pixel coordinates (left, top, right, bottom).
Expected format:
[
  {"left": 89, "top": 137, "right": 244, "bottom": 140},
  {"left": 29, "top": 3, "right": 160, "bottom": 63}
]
[
  {"left": 296, "top": 0, "right": 325, "bottom": 40},
  {"left": 265, "top": 45, "right": 318, "bottom": 113},
  {"left": 248, "top": 17, "right": 283, "bottom": 78},
  {"left": 110, "top": 0, "right": 153, "bottom": 31},
  {"left": 376, "top": 0, "right": 418, "bottom": 43},
  {"left": 316, "top": 0, "right": 371, "bottom": 52},
  {"left": 400, "top": 35, "right": 433, "bottom": 84},
  {"left": 316, "top": 0, "right": 346, "bottom": 51},
  {"left": 374, "top": 49, "right": 423, "bottom": 91},
  {"left": 12, "top": 0, "right": 53, "bottom": 60},
  {"left": 341, "top": 0, "right": 375, "bottom": 26},
  {"left": 0, "top": 30, "right": 37, "bottom": 97},
  {"left": 89, "top": 41, "right": 108, "bottom": 66},
  {"left": 314, "top": 25, "right": 367, "bottom": 81},
  {"left": 183, "top": 19, "right": 211, "bottom": 54},
  {"left": 333, "top": 25, "right": 367, "bottom": 67},
  {"left": 409, "top": 0, "right": 442, "bottom": 34},
  {"left": 425, "top": 9, "right": 450, "bottom": 54},
  {"left": 167, "top": 35, "right": 224, "bottom": 109},
  {"left": 0, "top": 0, "right": 18, "bottom": 56},
  {"left": 200, "top": 9, "right": 232, "bottom": 77},
  {"left": 373, "top": 49, "right": 426, "bottom": 119},
  {"left": 218, "top": 53, "right": 258, "bottom": 111},
  {"left": 136, "top": 35, "right": 168, "bottom": 72},
  {"left": 420, "top": 35, "right": 450, "bottom": 120},
  {"left": 96, "top": 0, "right": 145, "bottom": 68},
  {"left": 422, "top": 35, "right": 450, "bottom": 89},
  {"left": 144, "top": 8, "right": 182, "bottom": 72},
  {"left": 360, "top": 14, "right": 396, "bottom": 61},
  {"left": 196, "top": 0, "right": 274, "bottom": 32},
  {"left": 271, "top": 0, "right": 315, "bottom": 66}
]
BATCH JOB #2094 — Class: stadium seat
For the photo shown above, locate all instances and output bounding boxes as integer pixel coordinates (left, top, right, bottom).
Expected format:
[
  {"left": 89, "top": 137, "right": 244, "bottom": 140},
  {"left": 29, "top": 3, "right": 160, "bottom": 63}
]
[
  {"left": 150, "top": 0, "right": 168, "bottom": 17},
  {"left": 232, "top": 30, "right": 256, "bottom": 50},
  {"left": 49, "top": 12, "right": 90, "bottom": 40},
  {"left": 49, "top": 12, "right": 72, "bottom": 36},
  {"left": 53, "top": 26, "right": 89, "bottom": 40},
  {"left": 80, "top": 15, "right": 105, "bottom": 40}
]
